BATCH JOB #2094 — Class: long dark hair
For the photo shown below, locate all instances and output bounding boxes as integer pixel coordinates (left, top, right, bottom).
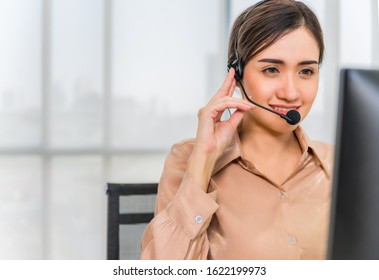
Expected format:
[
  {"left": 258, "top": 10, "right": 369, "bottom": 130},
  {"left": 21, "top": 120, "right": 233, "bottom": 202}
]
[{"left": 228, "top": 0, "right": 324, "bottom": 70}]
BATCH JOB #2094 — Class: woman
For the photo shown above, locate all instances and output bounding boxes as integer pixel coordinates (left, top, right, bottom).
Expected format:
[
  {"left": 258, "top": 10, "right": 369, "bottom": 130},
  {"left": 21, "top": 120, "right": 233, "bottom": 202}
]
[{"left": 140, "top": 0, "right": 333, "bottom": 260}]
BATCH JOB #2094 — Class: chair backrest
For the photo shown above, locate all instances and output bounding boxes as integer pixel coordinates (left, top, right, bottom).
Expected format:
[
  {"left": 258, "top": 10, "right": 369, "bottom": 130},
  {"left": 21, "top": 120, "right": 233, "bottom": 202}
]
[{"left": 106, "top": 182, "right": 158, "bottom": 260}]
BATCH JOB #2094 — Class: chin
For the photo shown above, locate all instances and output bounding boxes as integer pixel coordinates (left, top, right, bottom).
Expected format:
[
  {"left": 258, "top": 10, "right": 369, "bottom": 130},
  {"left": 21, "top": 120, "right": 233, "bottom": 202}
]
[{"left": 255, "top": 114, "right": 300, "bottom": 134}]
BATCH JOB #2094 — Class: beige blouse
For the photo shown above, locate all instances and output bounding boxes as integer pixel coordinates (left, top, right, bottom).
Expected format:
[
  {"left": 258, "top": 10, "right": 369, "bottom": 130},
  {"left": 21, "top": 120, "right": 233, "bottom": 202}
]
[{"left": 140, "top": 126, "right": 334, "bottom": 260}]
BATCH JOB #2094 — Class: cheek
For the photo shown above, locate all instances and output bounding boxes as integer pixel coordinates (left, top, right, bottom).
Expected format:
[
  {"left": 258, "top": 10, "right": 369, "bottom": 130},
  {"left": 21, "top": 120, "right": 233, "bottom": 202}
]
[
  {"left": 301, "top": 82, "right": 318, "bottom": 105},
  {"left": 245, "top": 77, "right": 275, "bottom": 101},
  {"left": 299, "top": 82, "right": 318, "bottom": 120}
]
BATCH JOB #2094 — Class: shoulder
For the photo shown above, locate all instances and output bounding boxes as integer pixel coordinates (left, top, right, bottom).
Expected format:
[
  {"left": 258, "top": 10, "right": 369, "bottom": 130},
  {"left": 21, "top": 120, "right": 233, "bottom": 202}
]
[
  {"left": 169, "top": 139, "right": 196, "bottom": 158},
  {"left": 163, "top": 139, "right": 196, "bottom": 170},
  {"left": 311, "top": 141, "right": 334, "bottom": 159}
]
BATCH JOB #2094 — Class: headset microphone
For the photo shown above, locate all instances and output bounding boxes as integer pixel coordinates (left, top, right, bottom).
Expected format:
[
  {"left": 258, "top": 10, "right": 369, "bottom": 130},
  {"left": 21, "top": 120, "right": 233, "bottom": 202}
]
[
  {"left": 285, "top": 109, "right": 301, "bottom": 125},
  {"left": 228, "top": 59, "right": 301, "bottom": 125}
]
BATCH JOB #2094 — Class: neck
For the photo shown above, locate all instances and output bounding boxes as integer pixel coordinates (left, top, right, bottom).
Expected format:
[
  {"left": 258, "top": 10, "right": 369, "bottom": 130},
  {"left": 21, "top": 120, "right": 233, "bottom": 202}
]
[
  {"left": 238, "top": 119, "right": 304, "bottom": 186},
  {"left": 238, "top": 120, "right": 301, "bottom": 160}
]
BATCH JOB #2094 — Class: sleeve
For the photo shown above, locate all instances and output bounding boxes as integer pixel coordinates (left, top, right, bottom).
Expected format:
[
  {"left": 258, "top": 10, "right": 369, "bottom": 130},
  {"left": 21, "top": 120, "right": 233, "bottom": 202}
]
[{"left": 140, "top": 141, "right": 219, "bottom": 260}]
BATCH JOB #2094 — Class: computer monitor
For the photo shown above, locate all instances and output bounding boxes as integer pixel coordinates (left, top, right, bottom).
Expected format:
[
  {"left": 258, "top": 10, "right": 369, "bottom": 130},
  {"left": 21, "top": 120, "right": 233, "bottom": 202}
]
[{"left": 328, "top": 68, "right": 379, "bottom": 259}]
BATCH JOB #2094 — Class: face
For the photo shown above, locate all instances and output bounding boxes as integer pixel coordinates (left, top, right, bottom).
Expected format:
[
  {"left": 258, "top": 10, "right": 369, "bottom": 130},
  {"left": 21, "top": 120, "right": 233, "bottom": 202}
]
[{"left": 240, "top": 27, "right": 320, "bottom": 133}]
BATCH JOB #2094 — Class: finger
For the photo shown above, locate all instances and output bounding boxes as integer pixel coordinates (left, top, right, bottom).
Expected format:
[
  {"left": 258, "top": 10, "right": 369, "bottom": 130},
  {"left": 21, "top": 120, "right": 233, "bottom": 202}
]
[
  {"left": 227, "top": 109, "right": 246, "bottom": 129},
  {"left": 212, "top": 69, "right": 236, "bottom": 100},
  {"left": 227, "top": 78, "right": 236, "bottom": 97},
  {"left": 211, "top": 96, "right": 255, "bottom": 109},
  {"left": 207, "top": 100, "right": 253, "bottom": 120}
]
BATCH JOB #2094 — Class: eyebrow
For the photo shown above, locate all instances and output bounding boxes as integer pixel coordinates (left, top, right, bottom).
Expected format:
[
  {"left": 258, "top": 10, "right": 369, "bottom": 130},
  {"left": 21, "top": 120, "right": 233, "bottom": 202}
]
[{"left": 257, "top": 58, "right": 319, "bottom": 66}]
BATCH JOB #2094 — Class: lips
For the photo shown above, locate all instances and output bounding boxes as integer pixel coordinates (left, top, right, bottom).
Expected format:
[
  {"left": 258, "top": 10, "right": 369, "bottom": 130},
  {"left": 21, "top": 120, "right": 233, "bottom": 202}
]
[{"left": 269, "top": 105, "right": 300, "bottom": 114}]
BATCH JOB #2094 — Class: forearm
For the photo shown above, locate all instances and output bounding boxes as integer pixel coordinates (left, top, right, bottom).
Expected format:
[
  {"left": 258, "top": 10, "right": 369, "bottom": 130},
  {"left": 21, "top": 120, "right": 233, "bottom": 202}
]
[
  {"left": 186, "top": 147, "right": 218, "bottom": 193},
  {"left": 140, "top": 171, "right": 219, "bottom": 259}
]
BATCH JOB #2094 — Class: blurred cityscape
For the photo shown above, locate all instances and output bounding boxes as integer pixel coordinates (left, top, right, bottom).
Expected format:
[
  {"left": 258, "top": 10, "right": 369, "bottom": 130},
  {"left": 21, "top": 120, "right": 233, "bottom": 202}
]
[{"left": 0, "top": 81, "right": 199, "bottom": 150}]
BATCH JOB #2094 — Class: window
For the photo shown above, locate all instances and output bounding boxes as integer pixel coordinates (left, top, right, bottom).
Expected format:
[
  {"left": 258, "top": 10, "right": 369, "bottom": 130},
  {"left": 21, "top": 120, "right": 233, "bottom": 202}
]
[{"left": 0, "top": 0, "right": 223, "bottom": 259}]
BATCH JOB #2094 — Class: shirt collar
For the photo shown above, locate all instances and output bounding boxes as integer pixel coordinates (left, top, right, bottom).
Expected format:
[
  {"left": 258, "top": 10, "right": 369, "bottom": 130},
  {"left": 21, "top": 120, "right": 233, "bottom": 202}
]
[
  {"left": 212, "top": 126, "right": 331, "bottom": 178},
  {"left": 294, "top": 126, "right": 331, "bottom": 179}
]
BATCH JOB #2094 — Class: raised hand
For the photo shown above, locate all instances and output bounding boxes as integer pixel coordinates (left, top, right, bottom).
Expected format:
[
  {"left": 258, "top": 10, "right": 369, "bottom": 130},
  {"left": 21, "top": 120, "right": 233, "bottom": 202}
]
[{"left": 188, "top": 68, "right": 255, "bottom": 191}]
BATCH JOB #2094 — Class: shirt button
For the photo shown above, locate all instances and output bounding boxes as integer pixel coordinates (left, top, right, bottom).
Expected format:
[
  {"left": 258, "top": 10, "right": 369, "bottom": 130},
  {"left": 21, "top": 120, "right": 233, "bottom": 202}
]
[
  {"left": 195, "top": 215, "right": 203, "bottom": 224},
  {"left": 288, "top": 236, "right": 297, "bottom": 245},
  {"left": 279, "top": 192, "right": 287, "bottom": 200}
]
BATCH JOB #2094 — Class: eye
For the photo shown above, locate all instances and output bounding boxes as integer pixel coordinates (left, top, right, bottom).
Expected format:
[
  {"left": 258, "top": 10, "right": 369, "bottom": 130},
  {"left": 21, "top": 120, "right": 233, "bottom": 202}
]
[
  {"left": 299, "top": 68, "right": 314, "bottom": 76},
  {"left": 263, "top": 67, "right": 279, "bottom": 74}
]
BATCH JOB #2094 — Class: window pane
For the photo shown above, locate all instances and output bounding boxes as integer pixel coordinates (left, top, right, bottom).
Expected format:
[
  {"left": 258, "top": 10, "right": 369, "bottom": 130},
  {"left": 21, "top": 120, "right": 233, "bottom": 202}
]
[
  {"left": 50, "top": 0, "right": 104, "bottom": 149},
  {"left": 0, "top": 156, "right": 42, "bottom": 259},
  {"left": 111, "top": 0, "right": 222, "bottom": 150},
  {"left": 49, "top": 156, "right": 104, "bottom": 259},
  {"left": 109, "top": 154, "right": 165, "bottom": 183},
  {"left": 0, "top": 0, "right": 42, "bottom": 148}
]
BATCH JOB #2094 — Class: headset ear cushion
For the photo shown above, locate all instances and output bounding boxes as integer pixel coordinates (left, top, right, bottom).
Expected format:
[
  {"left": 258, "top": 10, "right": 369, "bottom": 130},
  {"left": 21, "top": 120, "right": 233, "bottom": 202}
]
[
  {"left": 235, "top": 61, "right": 243, "bottom": 81},
  {"left": 228, "top": 59, "right": 243, "bottom": 81}
]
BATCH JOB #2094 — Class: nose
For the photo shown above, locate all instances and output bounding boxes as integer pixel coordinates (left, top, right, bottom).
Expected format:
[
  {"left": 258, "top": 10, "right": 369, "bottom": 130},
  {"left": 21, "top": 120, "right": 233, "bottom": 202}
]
[{"left": 276, "top": 73, "right": 300, "bottom": 101}]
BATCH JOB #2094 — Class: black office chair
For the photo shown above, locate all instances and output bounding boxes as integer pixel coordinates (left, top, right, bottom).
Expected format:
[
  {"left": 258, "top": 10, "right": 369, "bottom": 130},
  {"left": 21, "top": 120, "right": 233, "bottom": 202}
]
[{"left": 106, "top": 182, "right": 158, "bottom": 260}]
